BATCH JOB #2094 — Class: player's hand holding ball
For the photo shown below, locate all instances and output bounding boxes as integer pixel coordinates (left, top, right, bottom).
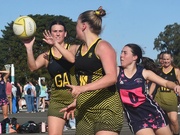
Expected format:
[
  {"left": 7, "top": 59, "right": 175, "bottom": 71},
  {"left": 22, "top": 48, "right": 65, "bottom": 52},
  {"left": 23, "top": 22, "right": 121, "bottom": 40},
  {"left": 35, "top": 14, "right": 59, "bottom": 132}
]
[{"left": 13, "top": 16, "right": 36, "bottom": 48}]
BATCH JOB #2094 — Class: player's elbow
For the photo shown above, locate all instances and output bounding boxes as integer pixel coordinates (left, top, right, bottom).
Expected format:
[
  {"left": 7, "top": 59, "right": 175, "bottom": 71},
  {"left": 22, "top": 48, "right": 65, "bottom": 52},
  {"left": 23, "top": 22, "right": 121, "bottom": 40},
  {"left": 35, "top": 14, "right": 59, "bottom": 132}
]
[
  {"left": 69, "top": 57, "right": 75, "bottom": 63},
  {"left": 71, "top": 59, "right": 75, "bottom": 63},
  {"left": 29, "top": 69, "right": 35, "bottom": 72},
  {"left": 108, "top": 75, "right": 117, "bottom": 84},
  {"left": 112, "top": 77, "right": 117, "bottom": 84},
  {"left": 29, "top": 67, "right": 37, "bottom": 72}
]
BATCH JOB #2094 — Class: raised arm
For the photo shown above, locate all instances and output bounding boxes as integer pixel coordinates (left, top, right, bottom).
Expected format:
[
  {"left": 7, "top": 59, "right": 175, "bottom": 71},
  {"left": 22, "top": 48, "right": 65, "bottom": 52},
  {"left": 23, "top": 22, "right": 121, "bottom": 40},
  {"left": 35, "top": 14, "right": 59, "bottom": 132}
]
[
  {"left": 67, "top": 40, "right": 117, "bottom": 98},
  {"left": 22, "top": 37, "right": 47, "bottom": 72},
  {"left": 0, "top": 70, "right": 10, "bottom": 82},
  {"left": 43, "top": 30, "right": 78, "bottom": 63}
]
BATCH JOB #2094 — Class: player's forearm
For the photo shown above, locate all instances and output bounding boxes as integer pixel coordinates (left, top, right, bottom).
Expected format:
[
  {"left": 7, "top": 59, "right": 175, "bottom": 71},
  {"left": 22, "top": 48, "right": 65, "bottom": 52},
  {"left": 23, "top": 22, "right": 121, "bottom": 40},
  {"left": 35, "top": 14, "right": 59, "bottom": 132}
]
[
  {"left": 166, "top": 80, "right": 176, "bottom": 90},
  {"left": 26, "top": 48, "right": 37, "bottom": 71},
  {"left": 54, "top": 43, "right": 75, "bottom": 63}
]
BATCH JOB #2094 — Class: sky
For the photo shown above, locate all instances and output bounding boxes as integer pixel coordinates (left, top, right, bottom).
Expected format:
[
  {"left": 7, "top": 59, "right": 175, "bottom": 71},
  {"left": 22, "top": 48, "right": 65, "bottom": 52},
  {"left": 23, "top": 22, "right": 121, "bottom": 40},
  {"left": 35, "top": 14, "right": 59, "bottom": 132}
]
[{"left": 0, "top": 0, "right": 180, "bottom": 65}]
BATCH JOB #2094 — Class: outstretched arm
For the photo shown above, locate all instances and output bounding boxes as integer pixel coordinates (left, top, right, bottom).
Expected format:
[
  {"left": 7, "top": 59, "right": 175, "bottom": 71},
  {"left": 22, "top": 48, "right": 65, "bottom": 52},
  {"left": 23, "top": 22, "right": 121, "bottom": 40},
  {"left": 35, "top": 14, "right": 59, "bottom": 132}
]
[
  {"left": 65, "top": 40, "right": 117, "bottom": 98},
  {"left": 43, "top": 30, "right": 78, "bottom": 63},
  {"left": 143, "top": 69, "right": 180, "bottom": 93}
]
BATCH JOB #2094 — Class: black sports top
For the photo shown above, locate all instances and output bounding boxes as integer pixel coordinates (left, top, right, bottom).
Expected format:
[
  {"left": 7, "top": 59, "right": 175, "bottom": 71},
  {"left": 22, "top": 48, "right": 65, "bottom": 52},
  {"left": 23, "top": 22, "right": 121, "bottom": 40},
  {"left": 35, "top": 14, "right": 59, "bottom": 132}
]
[
  {"left": 47, "top": 45, "right": 76, "bottom": 89},
  {"left": 159, "top": 67, "right": 178, "bottom": 92},
  {"left": 0, "top": 79, "right": 7, "bottom": 98},
  {"left": 75, "top": 38, "right": 106, "bottom": 86}
]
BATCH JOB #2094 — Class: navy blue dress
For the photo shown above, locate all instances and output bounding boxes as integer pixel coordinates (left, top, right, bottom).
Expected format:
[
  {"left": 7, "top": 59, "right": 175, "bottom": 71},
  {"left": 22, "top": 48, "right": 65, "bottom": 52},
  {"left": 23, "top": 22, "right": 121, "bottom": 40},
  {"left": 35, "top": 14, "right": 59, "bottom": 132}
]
[
  {"left": 0, "top": 79, "right": 9, "bottom": 106},
  {"left": 116, "top": 65, "right": 169, "bottom": 134}
]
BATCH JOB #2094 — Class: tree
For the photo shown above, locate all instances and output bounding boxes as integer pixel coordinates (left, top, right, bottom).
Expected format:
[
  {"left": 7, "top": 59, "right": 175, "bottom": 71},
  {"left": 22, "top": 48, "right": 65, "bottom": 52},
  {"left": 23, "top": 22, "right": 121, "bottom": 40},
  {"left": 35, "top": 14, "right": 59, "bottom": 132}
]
[
  {"left": 153, "top": 23, "right": 180, "bottom": 66},
  {"left": 0, "top": 14, "right": 79, "bottom": 86}
]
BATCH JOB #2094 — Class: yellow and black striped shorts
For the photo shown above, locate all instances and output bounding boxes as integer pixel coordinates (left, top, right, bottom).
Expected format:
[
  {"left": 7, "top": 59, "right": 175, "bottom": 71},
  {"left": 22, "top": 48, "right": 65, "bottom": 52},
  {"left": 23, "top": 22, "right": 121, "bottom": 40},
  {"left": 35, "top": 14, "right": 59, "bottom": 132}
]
[{"left": 75, "top": 89, "right": 123, "bottom": 135}]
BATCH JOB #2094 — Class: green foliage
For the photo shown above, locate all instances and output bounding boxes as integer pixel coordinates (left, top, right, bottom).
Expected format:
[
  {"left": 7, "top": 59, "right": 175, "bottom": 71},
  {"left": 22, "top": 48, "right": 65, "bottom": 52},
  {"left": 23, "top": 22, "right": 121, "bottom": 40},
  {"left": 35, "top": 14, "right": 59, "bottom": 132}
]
[
  {"left": 153, "top": 23, "right": 180, "bottom": 66},
  {"left": 0, "top": 14, "right": 79, "bottom": 86}
]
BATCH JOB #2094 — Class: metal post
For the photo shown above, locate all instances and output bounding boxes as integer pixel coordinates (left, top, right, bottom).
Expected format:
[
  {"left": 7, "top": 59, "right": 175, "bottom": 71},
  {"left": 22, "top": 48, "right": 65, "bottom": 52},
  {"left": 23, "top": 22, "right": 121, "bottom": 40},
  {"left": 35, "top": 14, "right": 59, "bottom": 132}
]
[{"left": 11, "top": 64, "right": 15, "bottom": 83}]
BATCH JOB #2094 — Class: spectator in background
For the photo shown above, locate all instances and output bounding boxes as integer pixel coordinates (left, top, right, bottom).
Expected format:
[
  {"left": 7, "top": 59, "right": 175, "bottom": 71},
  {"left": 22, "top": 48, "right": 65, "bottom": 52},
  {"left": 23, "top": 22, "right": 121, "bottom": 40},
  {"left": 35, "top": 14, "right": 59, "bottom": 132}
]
[
  {"left": 39, "top": 79, "right": 47, "bottom": 112},
  {"left": 44, "top": 87, "right": 50, "bottom": 108},
  {"left": 30, "top": 81, "right": 36, "bottom": 113},
  {"left": 0, "top": 70, "right": 10, "bottom": 119},
  {"left": 15, "top": 82, "right": 21, "bottom": 113},
  {"left": 11, "top": 83, "right": 17, "bottom": 113},
  {"left": 16, "top": 82, "right": 23, "bottom": 111},
  {"left": 68, "top": 118, "right": 76, "bottom": 130},
  {"left": 35, "top": 80, "right": 40, "bottom": 112},
  {"left": 24, "top": 82, "right": 33, "bottom": 113},
  {"left": 23, "top": 82, "right": 29, "bottom": 110},
  {"left": 6, "top": 79, "right": 12, "bottom": 114}
]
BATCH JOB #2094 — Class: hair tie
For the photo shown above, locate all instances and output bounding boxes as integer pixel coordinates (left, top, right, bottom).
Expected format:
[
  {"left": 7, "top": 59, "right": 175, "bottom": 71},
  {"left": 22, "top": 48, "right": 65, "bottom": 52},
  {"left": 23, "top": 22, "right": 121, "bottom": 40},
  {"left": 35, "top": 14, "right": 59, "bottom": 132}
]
[
  {"left": 94, "top": 10, "right": 100, "bottom": 15},
  {"left": 94, "top": 6, "right": 106, "bottom": 17}
]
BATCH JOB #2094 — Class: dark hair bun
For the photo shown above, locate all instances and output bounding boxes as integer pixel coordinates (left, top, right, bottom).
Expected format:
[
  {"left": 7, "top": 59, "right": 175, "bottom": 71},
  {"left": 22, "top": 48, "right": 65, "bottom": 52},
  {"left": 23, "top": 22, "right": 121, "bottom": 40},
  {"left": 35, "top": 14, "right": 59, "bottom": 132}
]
[{"left": 94, "top": 6, "right": 106, "bottom": 17}]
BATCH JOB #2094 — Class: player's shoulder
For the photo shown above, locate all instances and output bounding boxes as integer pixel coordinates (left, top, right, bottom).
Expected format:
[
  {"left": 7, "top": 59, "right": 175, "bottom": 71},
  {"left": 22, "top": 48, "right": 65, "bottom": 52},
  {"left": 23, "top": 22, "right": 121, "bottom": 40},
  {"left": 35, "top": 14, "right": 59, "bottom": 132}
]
[
  {"left": 174, "top": 67, "right": 180, "bottom": 74},
  {"left": 96, "top": 40, "right": 113, "bottom": 51}
]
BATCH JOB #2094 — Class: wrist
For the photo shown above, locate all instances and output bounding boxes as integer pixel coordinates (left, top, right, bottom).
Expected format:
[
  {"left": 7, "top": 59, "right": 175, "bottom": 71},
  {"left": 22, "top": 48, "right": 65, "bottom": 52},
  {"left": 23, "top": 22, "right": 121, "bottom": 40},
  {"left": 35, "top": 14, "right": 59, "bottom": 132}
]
[
  {"left": 82, "top": 85, "right": 88, "bottom": 93},
  {"left": 54, "top": 41, "right": 59, "bottom": 48},
  {"left": 26, "top": 48, "right": 33, "bottom": 53}
]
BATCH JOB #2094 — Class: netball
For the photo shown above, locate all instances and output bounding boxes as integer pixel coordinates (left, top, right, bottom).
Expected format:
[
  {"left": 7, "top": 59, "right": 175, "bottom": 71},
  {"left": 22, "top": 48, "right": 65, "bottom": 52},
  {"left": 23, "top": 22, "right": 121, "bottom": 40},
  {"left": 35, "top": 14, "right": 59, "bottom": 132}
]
[{"left": 13, "top": 16, "right": 36, "bottom": 39}]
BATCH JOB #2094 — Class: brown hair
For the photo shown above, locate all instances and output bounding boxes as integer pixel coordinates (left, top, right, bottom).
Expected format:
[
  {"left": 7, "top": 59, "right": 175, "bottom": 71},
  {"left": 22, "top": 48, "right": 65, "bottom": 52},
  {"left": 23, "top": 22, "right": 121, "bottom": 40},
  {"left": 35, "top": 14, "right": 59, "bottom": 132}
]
[{"left": 78, "top": 6, "right": 106, "bottom": 35}]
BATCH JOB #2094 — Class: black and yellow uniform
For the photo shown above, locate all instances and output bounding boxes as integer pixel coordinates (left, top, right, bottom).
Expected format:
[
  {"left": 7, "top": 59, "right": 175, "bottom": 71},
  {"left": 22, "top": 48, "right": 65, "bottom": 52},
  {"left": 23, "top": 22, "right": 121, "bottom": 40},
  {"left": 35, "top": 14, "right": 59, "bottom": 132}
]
[
  {"left": 155, "top": 67, "right": 178, "bottom": 112},
  {"left": 75, "top": 38, "right": 123, "bottom": 135},
  {"left": 47, "top": 44, "right": 77, "bottom": 118}
]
